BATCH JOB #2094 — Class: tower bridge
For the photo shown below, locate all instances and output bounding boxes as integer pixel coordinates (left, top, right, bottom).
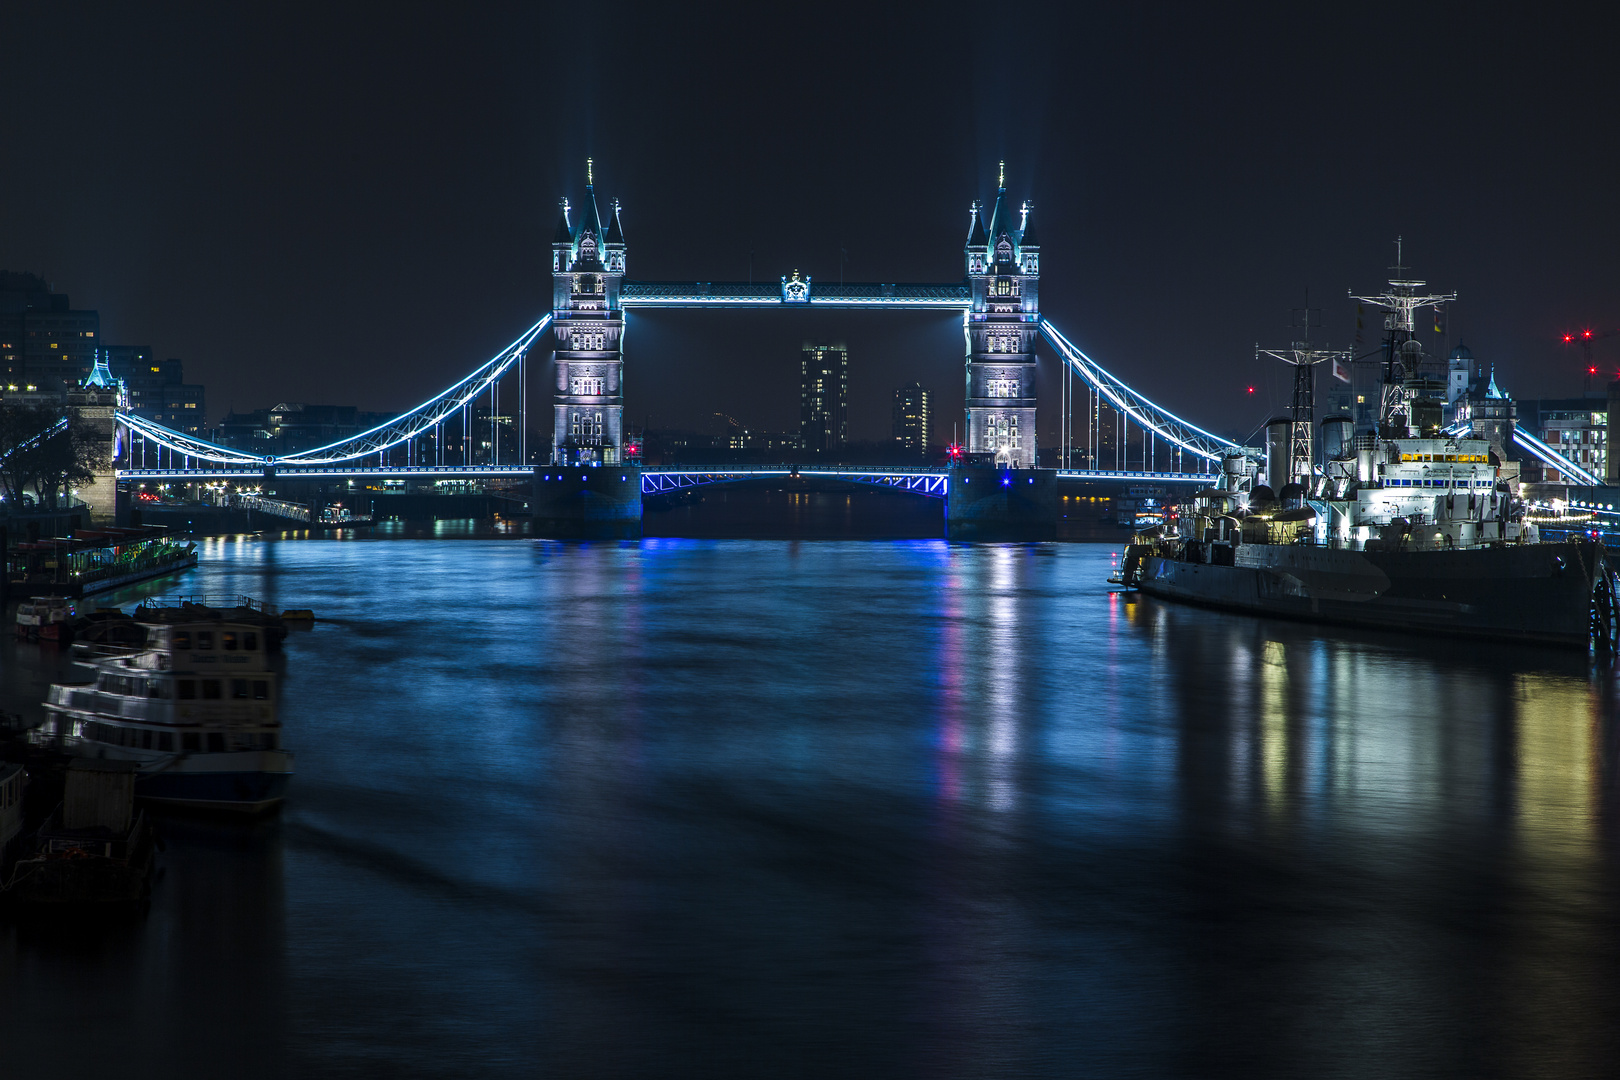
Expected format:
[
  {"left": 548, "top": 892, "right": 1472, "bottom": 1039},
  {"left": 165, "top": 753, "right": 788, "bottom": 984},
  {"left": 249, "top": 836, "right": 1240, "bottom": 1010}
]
[{"left": 112, "top": 161, "right": 1259, "bottom": 538}]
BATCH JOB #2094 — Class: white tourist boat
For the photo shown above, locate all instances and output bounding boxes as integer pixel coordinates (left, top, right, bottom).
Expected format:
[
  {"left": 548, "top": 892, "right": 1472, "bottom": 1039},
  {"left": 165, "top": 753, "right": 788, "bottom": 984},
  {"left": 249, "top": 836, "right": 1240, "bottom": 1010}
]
[{"left": 34, "top": 612, "right": 294, "bottom": 812}]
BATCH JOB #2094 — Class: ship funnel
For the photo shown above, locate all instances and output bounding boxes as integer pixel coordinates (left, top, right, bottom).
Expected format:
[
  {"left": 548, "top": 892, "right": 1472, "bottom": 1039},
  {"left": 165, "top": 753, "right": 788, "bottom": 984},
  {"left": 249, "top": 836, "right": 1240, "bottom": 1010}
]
[
  {"left": 1221, "top": 450, "right": 1252, "bottom": 492},
  {"left": 1355, "top": 433, "right": 1377, "bottom": 484},
  {"left": 1264, "top": 417, "right": 1292, "bottom": 492},
  {"left": 1320, "top": 415, "right": 1354, "bottom": 461}
]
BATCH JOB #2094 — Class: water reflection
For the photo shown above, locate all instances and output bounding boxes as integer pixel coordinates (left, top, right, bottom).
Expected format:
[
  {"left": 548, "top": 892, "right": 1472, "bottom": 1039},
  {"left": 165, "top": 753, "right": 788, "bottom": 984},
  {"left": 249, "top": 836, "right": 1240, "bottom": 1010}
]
[{"left": 1, "top": 540, "right": 1616, "bottom": 1077}]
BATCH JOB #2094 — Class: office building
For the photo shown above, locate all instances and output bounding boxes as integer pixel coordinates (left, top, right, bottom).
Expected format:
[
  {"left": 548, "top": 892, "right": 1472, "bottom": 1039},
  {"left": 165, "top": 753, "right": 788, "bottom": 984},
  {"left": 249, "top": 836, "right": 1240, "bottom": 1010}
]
[
  {"left": 0, "top": 271, "right": 100, "bottom": 391},
  {"left": 892, "top": 383, "right": 931, "bottom": 454},
  {"left": 800, "top": 343, "right": 848, "bottom": 455},
  {"left": 104, "top": 346, "right": 207, "bottom": 435}
]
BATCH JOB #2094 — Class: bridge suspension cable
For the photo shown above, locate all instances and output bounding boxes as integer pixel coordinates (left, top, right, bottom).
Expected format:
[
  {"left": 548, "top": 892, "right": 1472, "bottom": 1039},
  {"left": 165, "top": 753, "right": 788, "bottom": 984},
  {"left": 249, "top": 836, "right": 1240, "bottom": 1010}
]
[
  {"left": 117, "top": 313, "right": 552, "bottom": 467},
  {"left": 1038, "top": 318, "right": 1241, "bottom": 463},
  {"left": 1512, "top": 425, "right": 1602, "bottom": 486},
  {"left": 0, "top": 415, "right": 70, "bottom": 463}
]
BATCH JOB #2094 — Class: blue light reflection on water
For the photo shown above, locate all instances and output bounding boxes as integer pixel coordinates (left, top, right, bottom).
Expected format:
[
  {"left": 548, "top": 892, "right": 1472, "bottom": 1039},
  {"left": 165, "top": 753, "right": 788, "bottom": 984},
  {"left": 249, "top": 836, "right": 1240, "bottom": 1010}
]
[{"left": 2, "top": 536, "right": 1618, "bottom": 1079}]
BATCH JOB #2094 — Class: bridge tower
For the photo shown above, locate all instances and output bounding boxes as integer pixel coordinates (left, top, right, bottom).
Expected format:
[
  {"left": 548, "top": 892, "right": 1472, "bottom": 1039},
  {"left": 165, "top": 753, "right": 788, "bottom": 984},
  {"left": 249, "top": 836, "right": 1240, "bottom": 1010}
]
[
  {"left": 964, "top": 163, "right": 1040, "bottom": 469},
  {"left": 551, "top": 160, "right": 626, "bottom": 465}
]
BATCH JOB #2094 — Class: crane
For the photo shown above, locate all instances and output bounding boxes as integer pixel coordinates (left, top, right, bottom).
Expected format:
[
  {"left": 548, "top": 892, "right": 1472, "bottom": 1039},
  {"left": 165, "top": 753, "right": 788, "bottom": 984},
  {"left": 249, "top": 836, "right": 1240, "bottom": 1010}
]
[{"left": 1562, "top": 327, "right": 1620, "bottom": 392}]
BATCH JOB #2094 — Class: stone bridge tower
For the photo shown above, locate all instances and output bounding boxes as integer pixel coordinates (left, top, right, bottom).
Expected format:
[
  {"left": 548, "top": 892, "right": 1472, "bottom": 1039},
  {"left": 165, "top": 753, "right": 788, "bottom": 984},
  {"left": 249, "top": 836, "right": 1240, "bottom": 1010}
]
[
  {"left": 551, "top": 160, "right": 626, "bottom": 465},
  {"left": 963, "top": 163, "right": 1040, "bottom": 468}
]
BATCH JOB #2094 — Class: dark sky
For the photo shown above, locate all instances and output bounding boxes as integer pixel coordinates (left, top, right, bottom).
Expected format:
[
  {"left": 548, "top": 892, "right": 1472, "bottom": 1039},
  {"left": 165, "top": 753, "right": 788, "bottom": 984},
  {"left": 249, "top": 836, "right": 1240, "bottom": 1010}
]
[{"left": 4, "top": 3, "right": 1618, "bottom": 446}]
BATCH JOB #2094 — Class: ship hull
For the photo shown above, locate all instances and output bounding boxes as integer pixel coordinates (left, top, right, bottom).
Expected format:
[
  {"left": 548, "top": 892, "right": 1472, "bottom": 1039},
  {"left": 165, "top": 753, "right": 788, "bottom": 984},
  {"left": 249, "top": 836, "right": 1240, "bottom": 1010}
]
[{"left": 1135, "top": 541, "right": 1607, "bottom": 648}]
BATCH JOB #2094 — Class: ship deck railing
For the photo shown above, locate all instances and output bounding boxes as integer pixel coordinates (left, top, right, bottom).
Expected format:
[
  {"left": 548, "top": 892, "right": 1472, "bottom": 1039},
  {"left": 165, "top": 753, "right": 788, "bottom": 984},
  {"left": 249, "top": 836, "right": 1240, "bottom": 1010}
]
[{"left": 134, "top": 595, "right": 279, "bottom": 617}]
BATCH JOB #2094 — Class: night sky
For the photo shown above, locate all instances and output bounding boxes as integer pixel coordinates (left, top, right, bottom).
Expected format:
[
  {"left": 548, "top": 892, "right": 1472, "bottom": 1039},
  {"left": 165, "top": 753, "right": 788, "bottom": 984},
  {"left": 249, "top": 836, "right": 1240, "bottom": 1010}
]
[{"left": 4, "top": 3, "right": 1617, "bottom": 447}]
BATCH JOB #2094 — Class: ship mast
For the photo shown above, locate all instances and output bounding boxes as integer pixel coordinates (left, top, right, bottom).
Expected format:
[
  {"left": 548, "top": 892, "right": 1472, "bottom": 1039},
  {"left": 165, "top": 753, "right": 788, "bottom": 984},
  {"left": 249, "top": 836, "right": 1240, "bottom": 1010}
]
[
  {"left": 1348, "top": 238, "right": 1455, "bottom": 436},
  {"left": 1258, "top": 291, "right": 1350, "bottom": 486}
]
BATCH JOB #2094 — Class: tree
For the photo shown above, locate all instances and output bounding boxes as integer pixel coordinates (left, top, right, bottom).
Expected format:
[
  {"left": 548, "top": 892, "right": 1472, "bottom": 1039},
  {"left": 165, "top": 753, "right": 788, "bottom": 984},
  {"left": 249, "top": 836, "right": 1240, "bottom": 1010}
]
[{"left": 0, "top": 403, "right": 107, "bottom": 511}]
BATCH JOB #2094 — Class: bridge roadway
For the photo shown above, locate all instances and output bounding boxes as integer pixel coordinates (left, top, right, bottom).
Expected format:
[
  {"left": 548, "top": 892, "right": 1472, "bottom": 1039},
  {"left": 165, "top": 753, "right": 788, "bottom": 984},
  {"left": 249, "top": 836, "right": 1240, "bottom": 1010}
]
[{"left": 120, "top": 463, "right": 1219, "bottom": 493}]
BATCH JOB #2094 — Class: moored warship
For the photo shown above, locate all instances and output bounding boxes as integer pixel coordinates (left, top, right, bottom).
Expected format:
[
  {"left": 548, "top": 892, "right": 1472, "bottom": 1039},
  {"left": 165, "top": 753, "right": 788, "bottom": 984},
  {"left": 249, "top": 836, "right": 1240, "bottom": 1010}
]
[{"left": 1115, "top": 263, "right": 1618, "bottom": 651}]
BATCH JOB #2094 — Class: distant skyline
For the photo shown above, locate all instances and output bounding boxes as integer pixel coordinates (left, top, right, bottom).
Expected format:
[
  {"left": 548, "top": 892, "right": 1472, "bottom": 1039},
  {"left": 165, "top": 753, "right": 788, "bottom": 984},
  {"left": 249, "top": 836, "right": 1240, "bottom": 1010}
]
[{"left": 3, "top": 4, "right": 1617, "bottom": 447}]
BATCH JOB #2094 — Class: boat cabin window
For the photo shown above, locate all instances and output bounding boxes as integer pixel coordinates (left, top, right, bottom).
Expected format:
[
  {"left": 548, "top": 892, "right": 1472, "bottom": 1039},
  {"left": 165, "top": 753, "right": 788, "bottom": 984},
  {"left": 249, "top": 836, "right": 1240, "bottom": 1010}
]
[
  {"left": 158, "top": 732, "right": 173, "bottom": 751},
  {"left": 253, "top": 680, "right": 270, "bottom": 701},
  {"left": 147, "top": 680, "right": 170, "bottom": 699},
  {"left": 177, "top": 680, "right": 196, "bottom": 700},
  {"left": 197, "top": 631, "right": 214, "bottom": 651},
  {"left": 201, "top": 679, "right": 222, "bottom": 700},
  {"left": 223, "top": 631, "right": 238, "bottom": 651},
  {"left": 182, "top": 733, "right": 199, "bottom": 751},
  {"left": 207, "top": 733, "right": 224, "bottom": 753},
  {"left": 244, "top": 632, "right": 258, "bottom": 651},
  {"left": 232, "top": 679, "right": 250, "bottom": 700},
  {"left": 174, "top": 631, "right": 191, "bottom": 650},
  {"left": 99, "top": 675, "right": 145, "bottom": 696}
]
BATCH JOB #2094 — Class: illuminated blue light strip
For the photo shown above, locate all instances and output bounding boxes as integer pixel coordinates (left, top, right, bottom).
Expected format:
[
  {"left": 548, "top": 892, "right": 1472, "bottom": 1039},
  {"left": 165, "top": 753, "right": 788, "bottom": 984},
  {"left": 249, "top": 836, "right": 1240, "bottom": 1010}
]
[
  {"left": 117, "top": 312, "right": 553, "bottom": 467},
  {"left": 1512, "top": 427, "right": 1602, "bottom": 485},
  {"left": 1056, "top": 470, "right": 1220, "bottom": 484},
  {"left": 0, "top": 415, "right": 69, "bottom": 463},
  {"left": 1040, "top": 319, "right": 1239, "bottom": 462},
  {"left": 642, "top": 467, "right": 949, "bottom": 497},
  {"left": 621, "top": 296, "right": 971, "bottom": 309},
  {"left": 118, "top": 465, "right": 537, "bottom": 481}
]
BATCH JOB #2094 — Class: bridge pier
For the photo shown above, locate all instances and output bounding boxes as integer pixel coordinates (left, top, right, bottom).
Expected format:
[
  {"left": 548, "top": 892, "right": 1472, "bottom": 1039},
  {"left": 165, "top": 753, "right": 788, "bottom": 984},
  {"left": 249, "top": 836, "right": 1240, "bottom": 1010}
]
[
  {"left": 531, "top": 466, "right": 642, "bottom": 539},
  {"left": 946, "top": 466, "right": 1058, "bottom": 541}
]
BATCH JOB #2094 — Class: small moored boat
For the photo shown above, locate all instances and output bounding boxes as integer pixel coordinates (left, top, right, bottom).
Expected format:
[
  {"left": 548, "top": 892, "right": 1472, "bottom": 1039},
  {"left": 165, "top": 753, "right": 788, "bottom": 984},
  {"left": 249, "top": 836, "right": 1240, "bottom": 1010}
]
[
  {"left": 4, "top": 760, "right": 155, "bottom": 907},
  {"left": 34, "top": 608, "right": 294, "bottom": 813}
]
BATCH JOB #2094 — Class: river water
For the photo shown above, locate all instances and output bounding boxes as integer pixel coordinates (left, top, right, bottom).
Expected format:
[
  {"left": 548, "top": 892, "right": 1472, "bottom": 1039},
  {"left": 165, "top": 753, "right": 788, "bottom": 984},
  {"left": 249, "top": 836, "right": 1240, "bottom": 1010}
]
[{"left": 2, "top": 535, "right": 1618, "bottom": 1078}]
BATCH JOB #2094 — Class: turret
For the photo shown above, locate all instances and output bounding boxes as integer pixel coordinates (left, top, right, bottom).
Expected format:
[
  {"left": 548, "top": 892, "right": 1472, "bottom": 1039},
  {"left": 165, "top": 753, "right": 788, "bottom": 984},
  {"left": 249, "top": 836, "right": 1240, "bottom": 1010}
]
[
  {"left": 603, "top": 198, "right": 626, "bottom": 274},
  {"left": 550, "top": 199, "right": 572, "bottom": 273},
  {"left": 964, "top": 200, "right": 987, "bottom": 275},
  {"left": 1018, "top": 202, "right": 1039, "bottom": 275}
]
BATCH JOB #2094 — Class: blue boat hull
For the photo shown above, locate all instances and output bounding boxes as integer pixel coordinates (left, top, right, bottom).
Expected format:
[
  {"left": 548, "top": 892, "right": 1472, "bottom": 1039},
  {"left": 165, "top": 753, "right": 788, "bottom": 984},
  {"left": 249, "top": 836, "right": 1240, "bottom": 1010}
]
[{"left": 136, "top": 770, "right": 292, "bottom": 813}]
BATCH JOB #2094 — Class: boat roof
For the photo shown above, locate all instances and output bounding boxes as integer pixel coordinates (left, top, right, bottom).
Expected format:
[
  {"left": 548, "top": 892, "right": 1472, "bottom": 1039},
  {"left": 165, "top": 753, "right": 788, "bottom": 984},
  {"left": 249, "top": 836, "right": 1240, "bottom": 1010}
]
[{"left": 9, "top": 525, "right": 176, "bottom": 553}]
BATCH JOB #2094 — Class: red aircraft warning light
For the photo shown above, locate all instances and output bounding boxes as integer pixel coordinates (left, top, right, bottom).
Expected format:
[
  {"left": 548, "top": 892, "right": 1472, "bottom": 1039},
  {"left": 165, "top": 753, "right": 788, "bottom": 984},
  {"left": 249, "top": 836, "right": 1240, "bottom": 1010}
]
[{"left": 946, "top": 443, "right": 964, "bottom": 461}]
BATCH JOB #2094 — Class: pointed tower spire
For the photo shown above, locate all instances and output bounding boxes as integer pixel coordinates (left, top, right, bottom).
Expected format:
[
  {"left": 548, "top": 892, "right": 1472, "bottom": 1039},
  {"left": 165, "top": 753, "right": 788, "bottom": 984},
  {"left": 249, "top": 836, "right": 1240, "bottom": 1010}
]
[
  {"left": 984, "top": 162, "right": 1015, "bottom": 259},
  {"left": 577, "top": 159, "right": 604, "bottom": 241},
  {"left": 552, "top": 197, "right": 573, "bottom": 244},
  {"left": 605, "top": 197, "right": 624, "bottom": 244},
  {"left": 966, "top": 200, "right": 987, "bottom": 246},
  {"left": 1018, "top": 200, "right": 1039, "bottom": 248}
]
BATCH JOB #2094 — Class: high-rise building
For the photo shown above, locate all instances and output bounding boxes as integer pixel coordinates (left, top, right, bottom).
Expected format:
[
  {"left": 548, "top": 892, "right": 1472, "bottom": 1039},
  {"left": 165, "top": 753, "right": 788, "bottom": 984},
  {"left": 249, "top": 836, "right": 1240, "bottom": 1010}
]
[
  {"left": 104, "top": 347, "right": 207, "bottom": 435},
  {"left": 892, "top": 383, "right": 931, "bottom": 454},
  {"left": 800, "top": 343, "right": 848, "bottom": 455},
  {"left": 551, "top": 163, "right": 627, "bottom": 465},
  {"left": 0, "top": 271, "right": 100, "bottom": 391},
  {"left": 963, "top": 166, "right": 1039, "bottom": 468}
]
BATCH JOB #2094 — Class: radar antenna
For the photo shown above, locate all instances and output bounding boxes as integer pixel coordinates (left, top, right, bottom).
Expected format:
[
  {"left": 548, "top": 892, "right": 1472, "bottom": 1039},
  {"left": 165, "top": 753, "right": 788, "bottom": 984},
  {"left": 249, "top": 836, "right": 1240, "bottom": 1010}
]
[
  {"left": 1348, "top": 240, "right": 1455, "bottom": 435},
  {"left": 1258, "top": 291, "right": 1351, "bottom": 486}
]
